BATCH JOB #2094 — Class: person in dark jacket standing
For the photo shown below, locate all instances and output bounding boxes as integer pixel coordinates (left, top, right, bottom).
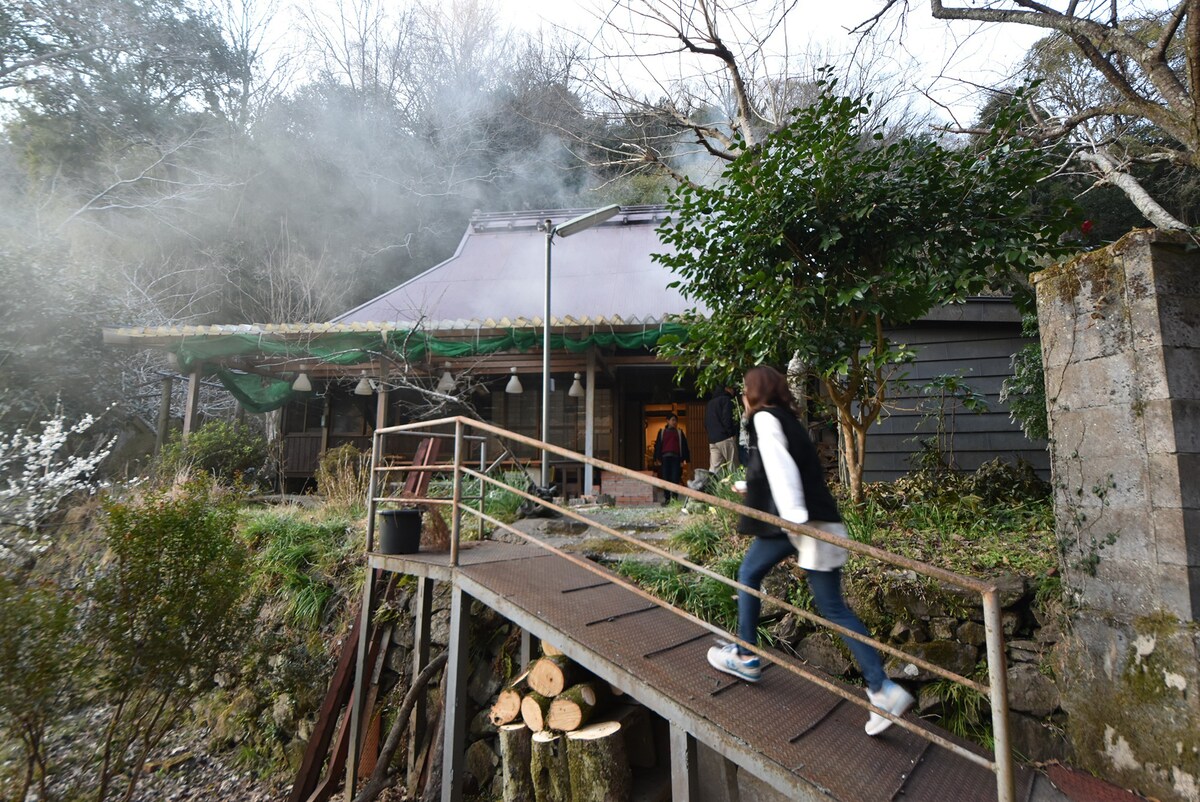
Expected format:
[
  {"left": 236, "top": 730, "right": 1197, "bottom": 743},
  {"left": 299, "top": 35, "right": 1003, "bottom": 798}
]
[
  {"left": 652, "top": 413, "right": 690, "bottom": 504},
  {"left": 705, "top": 384, "right": 739, "bottom": 473},
  {"left": 706, "top": 365, "right": 914, "bottom": 736}
]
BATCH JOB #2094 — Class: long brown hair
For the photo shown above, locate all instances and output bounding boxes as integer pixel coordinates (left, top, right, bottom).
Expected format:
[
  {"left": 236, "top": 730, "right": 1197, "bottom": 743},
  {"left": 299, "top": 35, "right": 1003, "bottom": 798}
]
[{"left": 741, "top": 365, "right": 799, "bottom": 417}]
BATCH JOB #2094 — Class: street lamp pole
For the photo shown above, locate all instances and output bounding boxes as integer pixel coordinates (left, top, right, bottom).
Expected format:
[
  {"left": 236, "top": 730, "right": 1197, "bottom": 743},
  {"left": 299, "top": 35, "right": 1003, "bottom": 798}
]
[{"left": 540, "top": 204, "right": 621, "bottom": 489}]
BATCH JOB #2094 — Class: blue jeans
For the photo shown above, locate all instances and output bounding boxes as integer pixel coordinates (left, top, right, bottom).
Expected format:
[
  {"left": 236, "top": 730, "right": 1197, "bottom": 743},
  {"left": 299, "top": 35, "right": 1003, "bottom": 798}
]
[{"left": 736, "top": 536, "right": 886, "bottom": 692}]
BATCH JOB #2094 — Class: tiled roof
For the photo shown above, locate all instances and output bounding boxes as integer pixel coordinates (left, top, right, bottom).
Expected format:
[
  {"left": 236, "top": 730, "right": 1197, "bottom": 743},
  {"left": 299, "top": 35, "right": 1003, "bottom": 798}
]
[{"left": 101, "top": 315, "right": 682, "bottom": 343}]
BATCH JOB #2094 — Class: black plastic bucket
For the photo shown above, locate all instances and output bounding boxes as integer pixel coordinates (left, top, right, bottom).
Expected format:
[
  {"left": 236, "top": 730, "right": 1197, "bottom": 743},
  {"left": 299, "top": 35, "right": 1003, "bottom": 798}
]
[{"left": 378, "top": 509, "right": 422, "bottom": 554}]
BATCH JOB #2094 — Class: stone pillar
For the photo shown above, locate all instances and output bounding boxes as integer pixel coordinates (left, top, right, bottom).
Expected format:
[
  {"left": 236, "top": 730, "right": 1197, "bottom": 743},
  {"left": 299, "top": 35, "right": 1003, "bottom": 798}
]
[{"left": 1033, "top": 229, "right": 1200, "bottom": 801}]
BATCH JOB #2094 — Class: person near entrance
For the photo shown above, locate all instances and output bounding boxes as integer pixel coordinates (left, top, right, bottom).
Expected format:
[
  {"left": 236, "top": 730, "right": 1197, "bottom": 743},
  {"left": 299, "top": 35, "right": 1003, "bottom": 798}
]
[
  {"left": 707, "top": 365, "right": 914, "bottom": 736},
  {"left": 705, "top": 383, "right": 739, "bottom": 473},
  {"left": 652, "top": 413, "right": 690, "bottom": 504}
]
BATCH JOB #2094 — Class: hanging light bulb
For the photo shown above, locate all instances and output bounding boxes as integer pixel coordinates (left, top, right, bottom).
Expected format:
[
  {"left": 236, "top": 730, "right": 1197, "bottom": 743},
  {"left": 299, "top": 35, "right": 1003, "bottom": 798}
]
[
  {"left": 568, "top": 372, "right": 585, "bottom": 398},
  {"left": 354, "top": 371, "right": 374, "bottom": 395},
  {"left": 292, "top": 372, "right": 312, "bottom": 392},
  {"left": 505, "top": 367, "right": 523, "bottom": 394},
  {"left": 436, "top": 362, "right": 456, "bottom": 393}
]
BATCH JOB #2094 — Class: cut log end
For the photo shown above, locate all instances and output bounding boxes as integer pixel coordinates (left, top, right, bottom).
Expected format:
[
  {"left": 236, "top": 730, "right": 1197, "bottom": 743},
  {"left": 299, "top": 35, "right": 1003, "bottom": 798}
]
[
  {"left": 490, "top": 688, "right": 523, "bottom": 727},
  {"left": 528, "top": 654, "right": 579, "bottom": 698},
  {"left": 566, "top": 720, "right": 622, "bottom": 741},
  {"left": 520, "top": 691, "right": 553, "bottom": 732}
]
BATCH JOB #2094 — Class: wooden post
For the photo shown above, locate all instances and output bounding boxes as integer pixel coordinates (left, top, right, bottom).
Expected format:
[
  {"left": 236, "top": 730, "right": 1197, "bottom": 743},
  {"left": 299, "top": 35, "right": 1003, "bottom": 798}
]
[
  {"left": 408, "top": 577, "right": 434, "bottom": 793},
  {"left": 440, "top": 585, "right": 468, "bottom": 802},
  {"left": 182, "top": 369, "right": 201, "bottom": 438},
  {"left": 669, "top": 723, "right": 699, "bottom": 802},
  {"left": 155, "top": 375, "right": 173, "bottom": 454},
  {"left": 343, "top": 570, "right": 378, "bottom": 801},
  {"left": 375, "top": 376, "right": 389, "bottom": 431}
]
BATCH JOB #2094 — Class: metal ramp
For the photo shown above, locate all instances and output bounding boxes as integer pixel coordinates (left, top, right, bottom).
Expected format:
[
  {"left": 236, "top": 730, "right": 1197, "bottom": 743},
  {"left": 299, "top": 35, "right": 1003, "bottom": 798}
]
[
  {"left": 337, "top": 417, "right": 1054, "bottom": 802},
  {"left": 367, "top": 541, "right": 1041, "bottom": 802}
]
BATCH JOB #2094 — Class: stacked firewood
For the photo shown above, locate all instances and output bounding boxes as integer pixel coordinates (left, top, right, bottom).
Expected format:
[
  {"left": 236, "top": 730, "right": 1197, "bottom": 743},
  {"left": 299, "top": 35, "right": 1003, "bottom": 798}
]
[{"left": 489, "top": 644, "right": 658, "bottom": 802}]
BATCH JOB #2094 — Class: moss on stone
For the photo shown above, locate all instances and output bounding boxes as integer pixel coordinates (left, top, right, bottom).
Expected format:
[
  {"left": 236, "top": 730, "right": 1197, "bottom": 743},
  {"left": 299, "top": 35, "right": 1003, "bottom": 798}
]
[{"left": 1058, "top": 614, "right": 1200, "bottom": 801}]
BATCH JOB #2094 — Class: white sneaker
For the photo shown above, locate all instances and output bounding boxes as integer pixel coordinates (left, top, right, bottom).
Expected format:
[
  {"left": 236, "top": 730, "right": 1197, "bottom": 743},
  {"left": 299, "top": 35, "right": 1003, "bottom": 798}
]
[
  {"left": 706, "top": 643, "right": 761, "bottom": 682},
  {"left": 865, "top": 680, "right": 914, "bottom": 736}
]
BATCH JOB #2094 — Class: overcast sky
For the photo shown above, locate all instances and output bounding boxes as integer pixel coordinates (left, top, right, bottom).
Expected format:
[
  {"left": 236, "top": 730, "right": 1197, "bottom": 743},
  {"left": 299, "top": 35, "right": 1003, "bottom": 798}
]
[
  {"left": 496, "top": 0, "right": 1045, "bottom": 125},
  {"left": 272, "top": 0, "right": 1047, "bottom": 126}
]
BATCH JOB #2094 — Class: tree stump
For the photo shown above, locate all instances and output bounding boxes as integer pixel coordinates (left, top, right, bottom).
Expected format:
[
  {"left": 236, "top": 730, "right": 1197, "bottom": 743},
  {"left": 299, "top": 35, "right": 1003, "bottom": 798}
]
[
  {"left": 565, "top": 720, "right": 632, "bottom": 802},
  {"left": 521, "top": 691, "right": 553, "bottom": 732},
  {"left": 530, "top": 730, "right": 571, "bottom": 802},
  {"left": 528, "top": 654, "right": 581, "bottom": 697},
  {"left": 547, "top": 682, "right": 606, "bottom": 732},
  {"left": 542, "top": 642, "right": 565, "bottom": 657},
  {"left": 498, "top": 723, "right": 533, "bottom": 802}
]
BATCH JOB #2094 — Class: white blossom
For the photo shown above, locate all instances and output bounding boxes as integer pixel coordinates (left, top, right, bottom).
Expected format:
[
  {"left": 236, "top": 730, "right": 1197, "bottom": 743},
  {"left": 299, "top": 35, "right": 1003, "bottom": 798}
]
[{"left": 0, "top": 403, "right": 114, "bottom": 562}]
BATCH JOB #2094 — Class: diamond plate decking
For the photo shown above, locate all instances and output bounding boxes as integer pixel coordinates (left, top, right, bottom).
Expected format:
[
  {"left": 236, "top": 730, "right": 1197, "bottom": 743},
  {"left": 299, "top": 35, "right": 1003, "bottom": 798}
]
[{"left": 370, "top": 540, "right": 1043, "bottom": 802}]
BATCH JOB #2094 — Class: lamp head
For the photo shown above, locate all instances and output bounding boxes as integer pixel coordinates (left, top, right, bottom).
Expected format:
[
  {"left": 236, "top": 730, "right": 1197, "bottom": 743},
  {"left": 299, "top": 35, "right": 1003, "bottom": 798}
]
[{"left": 505, "top": 367, "right": 523, "bottom": 394}]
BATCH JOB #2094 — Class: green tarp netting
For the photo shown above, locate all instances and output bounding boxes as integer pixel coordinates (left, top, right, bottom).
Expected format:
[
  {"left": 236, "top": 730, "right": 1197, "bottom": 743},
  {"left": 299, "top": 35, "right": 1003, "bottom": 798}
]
[{"left": 174, "top": 325, "right": 688, "bottom": 414}]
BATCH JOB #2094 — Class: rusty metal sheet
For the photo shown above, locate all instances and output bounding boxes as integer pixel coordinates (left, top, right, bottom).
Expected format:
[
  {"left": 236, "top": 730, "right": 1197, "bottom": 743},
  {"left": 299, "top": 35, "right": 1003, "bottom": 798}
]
[
  {"left": 900, "top": 744, "right": 1037, "bottom": 801},
  {"left": 786, "top": 696, "right": 929, "bottom": 801},
  {"left": 455, "top": 544, "right": 1022, "bottom": 802}
]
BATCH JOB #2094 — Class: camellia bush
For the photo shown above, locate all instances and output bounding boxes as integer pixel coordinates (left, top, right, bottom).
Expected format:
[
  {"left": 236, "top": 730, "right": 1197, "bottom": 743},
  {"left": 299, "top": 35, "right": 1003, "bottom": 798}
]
[{"left": 656, "top": 77, "right": 1077, "bottom": 502}]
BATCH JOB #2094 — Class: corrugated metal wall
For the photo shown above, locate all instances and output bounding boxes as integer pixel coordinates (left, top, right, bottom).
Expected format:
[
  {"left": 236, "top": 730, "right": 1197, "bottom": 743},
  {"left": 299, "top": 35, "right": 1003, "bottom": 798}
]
[{"left": 863, "top": 322, "right": 1049, "bottom": 482}]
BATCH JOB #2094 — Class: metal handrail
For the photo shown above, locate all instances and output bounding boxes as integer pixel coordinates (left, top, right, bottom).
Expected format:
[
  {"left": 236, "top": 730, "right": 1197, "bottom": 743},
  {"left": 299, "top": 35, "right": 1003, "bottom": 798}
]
[{"left": 366, "top": 416, "right": 1015, "bottom": 801}]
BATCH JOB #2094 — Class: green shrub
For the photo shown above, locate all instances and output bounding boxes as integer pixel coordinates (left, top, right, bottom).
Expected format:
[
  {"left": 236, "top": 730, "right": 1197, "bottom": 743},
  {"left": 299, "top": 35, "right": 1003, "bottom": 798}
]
[
  {"left": 841, "top": 458, "right": 1056, "bottom": 577},
  {"left": 428, "top": 470, "right": 527, "bottom": 528},
  {"left": 159, "top": 420, "right": 269, "bottom": 486},
  {"left": 671, "top": 518, "right": 725, "bottom": 563},
  {"left": 0, "top": 576, "right": 81, "bottom": 801},
  {"left": 242, "top": 510, "right": 355, "bottom": 629},
  {"left": 485, "top": 471, "right": 528, "bottom": 523},
  {"left": 615, "top": 557, "right": 741, "bottom": 635},
  {"left": 1000, "top": 315, "right": 1049, "bottom": 442},
  {"left": 922, "top": 669, "right": 993, "bottom": 748},
  {"left": 86, "top": 476, "right": 254, "bottom": 801},
  {"left": 314, "top": 444, "right": 370, "bottom": 513}
]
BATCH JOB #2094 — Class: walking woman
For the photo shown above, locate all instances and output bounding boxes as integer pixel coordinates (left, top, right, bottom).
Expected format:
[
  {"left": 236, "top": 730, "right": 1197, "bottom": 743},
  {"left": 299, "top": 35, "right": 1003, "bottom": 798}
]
[{"left": 706, "top": 365, "right": 914, "bottom": 736}]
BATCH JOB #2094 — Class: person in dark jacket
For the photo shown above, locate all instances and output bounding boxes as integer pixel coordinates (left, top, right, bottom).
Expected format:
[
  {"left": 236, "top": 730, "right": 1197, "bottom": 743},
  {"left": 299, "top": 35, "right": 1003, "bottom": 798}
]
[
  {"left": 652, "top": 413, "right": 690, "bottom": 504},
  {"left": 704, "top": 384, "right": 739, "bottom": 473},
  {"left": 706, "top": 365, "right": 914, "bottom": 736}
]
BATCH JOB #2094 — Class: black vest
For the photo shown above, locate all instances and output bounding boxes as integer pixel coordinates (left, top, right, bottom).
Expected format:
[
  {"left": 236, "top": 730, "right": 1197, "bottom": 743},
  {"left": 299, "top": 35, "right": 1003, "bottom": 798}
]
[{"left": 737, "top": 406, "right": 841, "bottom": 537}]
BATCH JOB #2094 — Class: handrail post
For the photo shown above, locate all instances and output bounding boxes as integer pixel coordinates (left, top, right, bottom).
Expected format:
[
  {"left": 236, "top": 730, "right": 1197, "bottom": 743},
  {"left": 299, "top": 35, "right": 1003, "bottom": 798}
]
[
  {"left": 366, "top": 430, "right": 381, "bottom": 552},
  {"left": 450, "top": 419, "right": 464, "bottom": 567},
  {"left": 983, "top": 588, "right": 1015, "bottom": 802},
  {"left": 477, "top": 439, "right": 487, "bottom": 540}
]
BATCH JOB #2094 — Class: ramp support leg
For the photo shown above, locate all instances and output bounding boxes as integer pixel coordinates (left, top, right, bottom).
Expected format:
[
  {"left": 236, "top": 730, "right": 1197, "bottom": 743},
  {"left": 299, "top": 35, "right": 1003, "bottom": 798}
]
[
  {"left": 407, "top": 578, "right": 433, "bottom": 793},
  {"left": 670, "top": 723, "right": 700, "bottom": 801},
  {"left": 441, "top": 586, "right": 468, "bottom": 802}
]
